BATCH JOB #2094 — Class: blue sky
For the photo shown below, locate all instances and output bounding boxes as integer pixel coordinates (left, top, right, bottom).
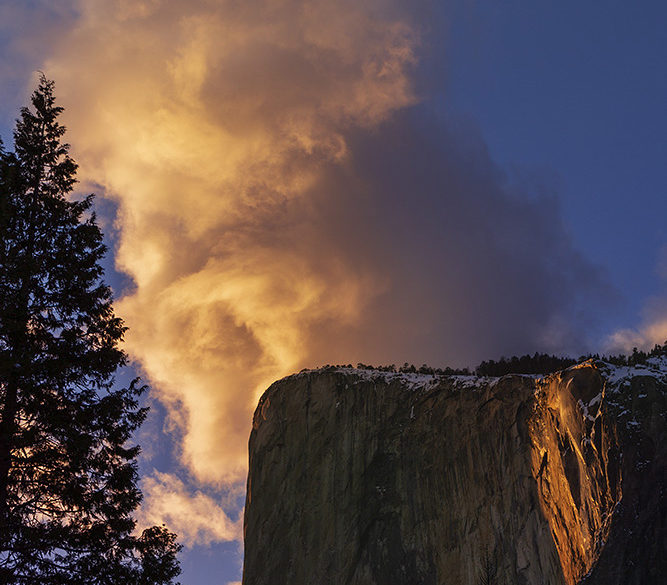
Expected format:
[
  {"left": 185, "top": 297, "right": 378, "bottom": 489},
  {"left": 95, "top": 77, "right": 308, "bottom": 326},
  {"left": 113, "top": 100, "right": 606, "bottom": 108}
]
[
  {"left": 442, "top": 0, "right": 667, "bottom": 325},
  {"left": 1, "top": 2, "right": 666, "bottom": 584}
]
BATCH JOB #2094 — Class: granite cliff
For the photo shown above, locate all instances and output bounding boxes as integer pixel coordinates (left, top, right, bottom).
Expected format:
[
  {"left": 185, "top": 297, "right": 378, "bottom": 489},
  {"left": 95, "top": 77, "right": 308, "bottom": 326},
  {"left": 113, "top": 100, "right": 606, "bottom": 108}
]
[{"left": 242, "top": 360, "right": 666, "bottom": 585}]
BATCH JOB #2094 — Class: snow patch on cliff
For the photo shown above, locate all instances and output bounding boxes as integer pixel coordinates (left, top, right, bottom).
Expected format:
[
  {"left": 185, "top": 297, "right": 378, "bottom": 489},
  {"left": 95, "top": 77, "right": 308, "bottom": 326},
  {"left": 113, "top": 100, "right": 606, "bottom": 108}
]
[
  {"left": 598, "top": 356, "right": 667, "bottom": 392},
  {"left": 293, "top": 366, "right": 497, "bottom": 392}
]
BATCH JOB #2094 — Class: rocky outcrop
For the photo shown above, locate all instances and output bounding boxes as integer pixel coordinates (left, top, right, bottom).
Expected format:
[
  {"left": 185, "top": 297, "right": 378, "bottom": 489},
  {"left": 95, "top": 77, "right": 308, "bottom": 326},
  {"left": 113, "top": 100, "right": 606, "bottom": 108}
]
[{"left": 242, "top": 361, "right": 666, "bottom": 585}]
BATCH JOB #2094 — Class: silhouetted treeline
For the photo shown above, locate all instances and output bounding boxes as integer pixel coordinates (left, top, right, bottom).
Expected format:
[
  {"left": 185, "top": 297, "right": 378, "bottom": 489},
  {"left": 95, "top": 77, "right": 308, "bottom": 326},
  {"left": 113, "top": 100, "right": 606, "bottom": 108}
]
[
  {"left": 475, "top": 353, "right": 578, "bottom": 377},
  {"left": 321, "top": 341, "right": 667, "bottom": 378},
  {"left": 603, "top": 341, "right": 667, "bottom": 367},
  {"left": 316, "top": 363, "right": 471, "bottom": 375},
  {"left": 356, "top": 362, "right": 472, "bottom": 375},
  {"left": 474, "top": 342, "right": 667, "bottom": 375}
]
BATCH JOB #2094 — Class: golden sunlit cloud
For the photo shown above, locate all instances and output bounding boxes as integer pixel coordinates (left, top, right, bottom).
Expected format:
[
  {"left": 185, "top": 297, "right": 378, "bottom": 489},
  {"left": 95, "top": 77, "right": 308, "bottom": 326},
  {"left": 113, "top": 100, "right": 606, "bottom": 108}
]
[
  {"left": 41, "top": 0, "right": 420, "bottom": 489},
  {"left": 606, "top": 323, "right": 667, "bottom": 353},
  {"left": 606, "top": 305, "right": 667, "bottom": 353}
]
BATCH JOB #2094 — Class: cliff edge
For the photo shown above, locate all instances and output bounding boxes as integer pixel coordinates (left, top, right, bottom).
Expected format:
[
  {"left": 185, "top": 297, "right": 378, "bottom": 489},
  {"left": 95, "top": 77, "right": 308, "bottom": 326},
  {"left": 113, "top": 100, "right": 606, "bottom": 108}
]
[{"left": 242, "top": 360, "right": 666, "bottom": 585}]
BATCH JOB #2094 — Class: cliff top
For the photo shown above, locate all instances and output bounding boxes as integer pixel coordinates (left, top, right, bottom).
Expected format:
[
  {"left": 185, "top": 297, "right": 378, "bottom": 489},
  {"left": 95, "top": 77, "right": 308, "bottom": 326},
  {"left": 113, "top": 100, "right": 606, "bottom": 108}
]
[{"left": 283, "top": 355, "right": 667, "bottom": 394}]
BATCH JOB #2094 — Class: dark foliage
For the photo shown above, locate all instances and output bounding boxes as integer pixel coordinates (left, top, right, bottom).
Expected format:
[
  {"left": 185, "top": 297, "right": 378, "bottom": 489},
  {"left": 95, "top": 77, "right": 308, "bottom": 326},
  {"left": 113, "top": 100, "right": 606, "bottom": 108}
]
[
  {"left": 603, "top": 342, "right": 667, "bottom": 367},
  {"left": 474, "top": 352, "right": 578, "bottom": 377},
  {"left": 342, "top": 342, "right": 667, "bottom": 380},
  {"left": 477, "top": 343, "right": 667, "bottom": 376},
  {"left": 352, "top": 362, "right": 471, "bottom": 376},
  {"left": 0, "top": 77, "right": 180, "bottom": 584}
]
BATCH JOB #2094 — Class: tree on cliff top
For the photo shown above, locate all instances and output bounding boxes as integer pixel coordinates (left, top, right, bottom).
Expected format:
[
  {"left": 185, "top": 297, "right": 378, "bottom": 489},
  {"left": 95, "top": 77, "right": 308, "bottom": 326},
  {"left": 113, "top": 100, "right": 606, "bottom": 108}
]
[{"left": 0, "top": 76, "right": 180, "bottom": 584}]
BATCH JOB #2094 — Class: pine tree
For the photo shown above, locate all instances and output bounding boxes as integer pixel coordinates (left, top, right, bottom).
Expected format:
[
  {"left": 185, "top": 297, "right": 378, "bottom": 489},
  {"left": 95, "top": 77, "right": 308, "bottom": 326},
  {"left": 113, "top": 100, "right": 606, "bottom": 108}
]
[{"left": 0, "top": 77, "right": 181, "bottom": 584}]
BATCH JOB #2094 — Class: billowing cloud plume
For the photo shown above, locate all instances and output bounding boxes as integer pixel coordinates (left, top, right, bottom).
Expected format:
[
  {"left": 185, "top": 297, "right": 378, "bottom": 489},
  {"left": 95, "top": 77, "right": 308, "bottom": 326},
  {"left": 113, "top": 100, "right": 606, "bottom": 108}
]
[
  {"left": 42, "top": 0, "right": 423, "bottom": 486},
  {"left": 10, "top": 0, "right": 612, "bottom": 541}
]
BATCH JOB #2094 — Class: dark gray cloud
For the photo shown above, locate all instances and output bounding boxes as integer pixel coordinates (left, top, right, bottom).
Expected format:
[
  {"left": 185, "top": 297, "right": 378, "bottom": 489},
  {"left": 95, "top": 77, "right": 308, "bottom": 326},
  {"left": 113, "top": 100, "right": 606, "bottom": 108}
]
[{"left": 282, "top": 107, "right": 613, "bottom": 368}]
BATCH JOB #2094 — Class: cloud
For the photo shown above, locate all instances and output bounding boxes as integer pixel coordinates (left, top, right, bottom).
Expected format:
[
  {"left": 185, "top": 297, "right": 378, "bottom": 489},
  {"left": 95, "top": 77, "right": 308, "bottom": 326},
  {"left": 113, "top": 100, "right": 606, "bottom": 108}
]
[
  {"left": 291, "top": 111, "right": 612, "bottom": 367},
  {"left": 604, "top": 244, "right": 667, "bottom": 354},
  {"left": 138, "top": 471, "right": 242, "bottom": 548},
  {"left": 605, "top": 299, "right": 667, "bottom": 354},
  {"left": 6, "top": 0, "right": 613, "bottom": 544},
  {"left": 41, "top": 0, "right": 421, "bottom": 486},
  {"left": 606, "top": 324, "right": 667, "bottom": 354}
]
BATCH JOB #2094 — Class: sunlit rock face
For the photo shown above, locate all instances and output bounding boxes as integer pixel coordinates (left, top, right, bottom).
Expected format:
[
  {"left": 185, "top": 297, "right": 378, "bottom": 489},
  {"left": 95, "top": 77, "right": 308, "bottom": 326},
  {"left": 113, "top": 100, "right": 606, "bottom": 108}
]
[{"left": 242, "top": 361, "right": 666, "bottom": 585}]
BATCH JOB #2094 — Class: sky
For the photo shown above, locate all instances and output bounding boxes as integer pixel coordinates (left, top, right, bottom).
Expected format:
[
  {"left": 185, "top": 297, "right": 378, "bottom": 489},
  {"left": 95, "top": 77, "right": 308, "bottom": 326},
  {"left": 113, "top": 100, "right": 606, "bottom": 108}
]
[{"left": 1, "top": 1, "right": 666, "bottom": 584}]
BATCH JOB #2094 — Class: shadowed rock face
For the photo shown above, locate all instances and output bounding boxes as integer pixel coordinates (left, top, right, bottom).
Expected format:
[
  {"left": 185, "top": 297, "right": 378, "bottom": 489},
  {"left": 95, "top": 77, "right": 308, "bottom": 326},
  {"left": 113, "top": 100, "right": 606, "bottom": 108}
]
[{"left": 242, "top": 362, "right": 666, "bottom": 585}]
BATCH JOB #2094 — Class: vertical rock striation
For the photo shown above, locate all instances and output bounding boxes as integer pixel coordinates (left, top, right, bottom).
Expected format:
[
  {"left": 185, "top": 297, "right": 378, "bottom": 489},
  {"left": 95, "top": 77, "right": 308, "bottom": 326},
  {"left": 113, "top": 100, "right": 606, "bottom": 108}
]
[{"left": 242, "top": 361, "right": 666, "bottom": 585}]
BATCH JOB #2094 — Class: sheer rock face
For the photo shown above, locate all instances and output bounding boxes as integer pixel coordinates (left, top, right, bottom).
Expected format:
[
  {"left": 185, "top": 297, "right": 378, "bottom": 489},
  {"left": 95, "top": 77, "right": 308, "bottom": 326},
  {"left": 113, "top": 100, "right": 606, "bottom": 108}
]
[{"left": 242, "top": 362, "right": 666, "bottom": 585}]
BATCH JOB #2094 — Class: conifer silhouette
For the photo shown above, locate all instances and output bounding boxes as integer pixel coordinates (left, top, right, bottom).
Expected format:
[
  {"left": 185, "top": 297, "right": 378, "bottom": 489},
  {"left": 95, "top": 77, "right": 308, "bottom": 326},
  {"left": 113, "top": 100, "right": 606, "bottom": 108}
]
[{"left": 0, "top": 76, "right": 180, "bottom": 584}]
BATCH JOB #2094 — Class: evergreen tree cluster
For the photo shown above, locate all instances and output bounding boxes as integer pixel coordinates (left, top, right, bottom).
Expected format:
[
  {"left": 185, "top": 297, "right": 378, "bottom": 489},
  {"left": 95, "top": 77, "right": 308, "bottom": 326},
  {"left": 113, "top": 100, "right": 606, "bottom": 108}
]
[
  {"left": 0, "top": 77, "right": 180, "bottom": 584},
  {"left": 341, "top": 342, "right": 667, "bottom": 380},
  {"left": 602, "top": 341, "right": 667, "bottom": 367},
  {"left": 354, "top": 362, "right": 471, "bottom": 376},
  {"left": 474, "top": 353, "right": 578, "bottom": 377}
]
